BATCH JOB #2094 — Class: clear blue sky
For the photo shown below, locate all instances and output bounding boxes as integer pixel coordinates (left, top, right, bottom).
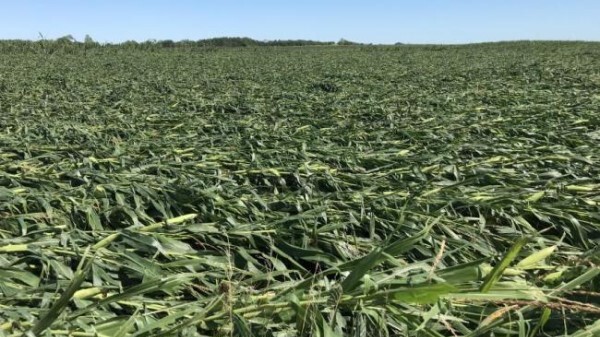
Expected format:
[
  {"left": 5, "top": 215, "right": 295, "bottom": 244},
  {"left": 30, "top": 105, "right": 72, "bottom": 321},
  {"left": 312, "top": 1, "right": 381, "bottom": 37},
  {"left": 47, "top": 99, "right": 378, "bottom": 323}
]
[{"left": 1, "top": 0, "right": 599, "bottom": 44}]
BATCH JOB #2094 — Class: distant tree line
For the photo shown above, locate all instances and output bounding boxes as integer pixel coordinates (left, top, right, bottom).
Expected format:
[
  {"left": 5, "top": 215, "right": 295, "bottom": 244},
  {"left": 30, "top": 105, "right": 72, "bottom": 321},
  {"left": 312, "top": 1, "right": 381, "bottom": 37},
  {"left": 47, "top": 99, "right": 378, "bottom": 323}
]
[
  {"left": 0, "top": 36, "right": 370, "bottom": 53},
  {"left": 3, "top": 36, "right": 593, "bottom": 55}
]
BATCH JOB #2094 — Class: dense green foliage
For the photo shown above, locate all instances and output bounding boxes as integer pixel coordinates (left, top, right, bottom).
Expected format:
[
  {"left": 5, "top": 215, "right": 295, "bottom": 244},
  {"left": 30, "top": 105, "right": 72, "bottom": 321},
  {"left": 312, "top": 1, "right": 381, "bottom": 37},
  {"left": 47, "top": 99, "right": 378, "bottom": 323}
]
[{"left": 0, "top": 42, "right": 599, "bottom": 336}]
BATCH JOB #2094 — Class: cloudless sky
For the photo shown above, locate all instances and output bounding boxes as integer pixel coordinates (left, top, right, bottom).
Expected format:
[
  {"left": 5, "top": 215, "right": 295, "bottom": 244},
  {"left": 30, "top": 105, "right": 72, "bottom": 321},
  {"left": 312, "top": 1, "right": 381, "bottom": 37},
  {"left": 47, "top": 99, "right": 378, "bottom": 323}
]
[{"left": 1, "top": 0, "right": 599, "bottom": 44}]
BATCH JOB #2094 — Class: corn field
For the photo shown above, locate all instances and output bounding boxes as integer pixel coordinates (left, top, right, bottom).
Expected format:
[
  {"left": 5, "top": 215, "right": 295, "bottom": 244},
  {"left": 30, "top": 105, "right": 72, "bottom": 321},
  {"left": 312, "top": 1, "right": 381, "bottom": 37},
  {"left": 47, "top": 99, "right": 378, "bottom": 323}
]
[{"left": 0, "top": 41, "right": 599, "bottom": 336}]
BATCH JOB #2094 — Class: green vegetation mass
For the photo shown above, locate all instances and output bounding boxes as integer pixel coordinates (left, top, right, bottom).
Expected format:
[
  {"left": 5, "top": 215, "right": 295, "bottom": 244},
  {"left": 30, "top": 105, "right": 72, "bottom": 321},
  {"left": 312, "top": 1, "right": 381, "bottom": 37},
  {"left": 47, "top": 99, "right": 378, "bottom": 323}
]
[{"left": 0, "top": 41, "right": 599, "bottom": 336}]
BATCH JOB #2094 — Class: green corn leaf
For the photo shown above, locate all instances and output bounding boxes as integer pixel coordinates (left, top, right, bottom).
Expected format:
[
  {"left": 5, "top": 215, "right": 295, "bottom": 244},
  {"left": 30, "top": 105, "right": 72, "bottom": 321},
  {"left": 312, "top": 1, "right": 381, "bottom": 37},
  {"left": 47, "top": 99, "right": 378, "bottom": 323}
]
[{"left": 480, "top": 237, "right": 528, "bottom": 293}]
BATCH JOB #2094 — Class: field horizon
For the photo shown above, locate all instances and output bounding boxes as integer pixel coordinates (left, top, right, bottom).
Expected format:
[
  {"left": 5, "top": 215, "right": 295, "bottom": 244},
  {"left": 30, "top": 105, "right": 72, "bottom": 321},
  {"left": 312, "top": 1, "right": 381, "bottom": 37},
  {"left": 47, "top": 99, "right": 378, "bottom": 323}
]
[{"left": 1, "top": 36, "right": 600, "bottom": 48}]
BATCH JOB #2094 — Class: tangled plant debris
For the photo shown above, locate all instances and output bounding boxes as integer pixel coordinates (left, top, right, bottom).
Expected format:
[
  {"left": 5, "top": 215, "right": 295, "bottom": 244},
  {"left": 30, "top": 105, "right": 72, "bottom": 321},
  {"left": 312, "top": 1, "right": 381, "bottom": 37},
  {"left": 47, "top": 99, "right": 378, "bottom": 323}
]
[{"left": 0, "top": 41, "right": 599, "bottom": 336}]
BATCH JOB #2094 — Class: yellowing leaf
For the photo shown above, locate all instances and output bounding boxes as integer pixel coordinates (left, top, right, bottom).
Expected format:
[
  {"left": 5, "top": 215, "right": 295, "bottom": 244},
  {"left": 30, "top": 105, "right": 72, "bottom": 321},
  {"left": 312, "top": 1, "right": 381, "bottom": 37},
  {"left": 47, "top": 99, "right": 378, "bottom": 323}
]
[
  {"left": 516, "top": 246, "right": 556, "bottom": 269},
  {"left": 526, "top": 190, "right": 545, "bottom": 202},
  {"left": 0, "top": 244, "right": 29, "bottom": 253}
]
